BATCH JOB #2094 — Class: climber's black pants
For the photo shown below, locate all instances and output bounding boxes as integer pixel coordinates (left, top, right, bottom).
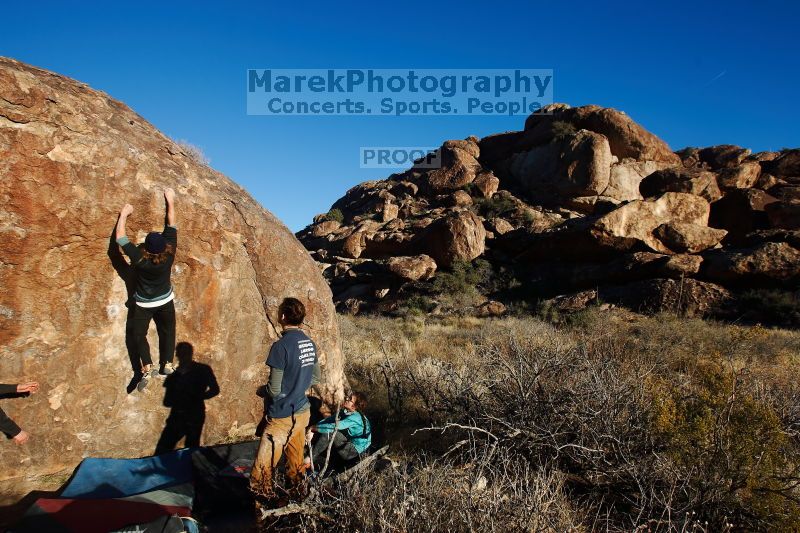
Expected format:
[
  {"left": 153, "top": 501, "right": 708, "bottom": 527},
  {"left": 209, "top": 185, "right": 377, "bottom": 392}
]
[
  {"left": 131, "top": 300, "right": 176, "bottom": 369},
  {"left": 311, "top": 431, "right": 360, "bottom": 469}
]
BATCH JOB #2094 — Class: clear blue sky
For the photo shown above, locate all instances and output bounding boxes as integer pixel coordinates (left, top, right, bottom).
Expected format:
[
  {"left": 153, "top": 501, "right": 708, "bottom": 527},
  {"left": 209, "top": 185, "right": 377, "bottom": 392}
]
[{"left": 2, "top": 1, "right": 798, "bottom": 231}]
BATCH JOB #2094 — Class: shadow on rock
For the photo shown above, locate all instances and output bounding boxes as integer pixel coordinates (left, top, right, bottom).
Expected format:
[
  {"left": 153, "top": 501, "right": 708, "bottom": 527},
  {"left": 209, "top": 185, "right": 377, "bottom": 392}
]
[{"left": 154, "top": 342, "right": 220, "bottom": 455}]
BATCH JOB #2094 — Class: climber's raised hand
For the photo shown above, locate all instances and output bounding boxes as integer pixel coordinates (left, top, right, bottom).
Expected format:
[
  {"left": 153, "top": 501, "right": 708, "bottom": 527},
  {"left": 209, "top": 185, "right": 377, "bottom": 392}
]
[{"left": 16, "top": 382, "right": 39, "bottom": 394}]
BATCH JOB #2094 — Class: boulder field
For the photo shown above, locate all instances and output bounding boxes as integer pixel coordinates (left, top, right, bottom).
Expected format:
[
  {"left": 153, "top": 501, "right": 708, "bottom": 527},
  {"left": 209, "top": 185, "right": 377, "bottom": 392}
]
[
  {"left": 0, "top": 57, "right": 343, "bottom": 500},
  {"left": 297, "top": 104, "right": 800, "bottom": 317}
]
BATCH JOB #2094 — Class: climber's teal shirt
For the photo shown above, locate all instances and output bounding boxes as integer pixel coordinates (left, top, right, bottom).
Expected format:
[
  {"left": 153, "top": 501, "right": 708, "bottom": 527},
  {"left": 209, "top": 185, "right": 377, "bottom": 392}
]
[{"left": 316, "top": 410, "right": 372, "bottom": 453}]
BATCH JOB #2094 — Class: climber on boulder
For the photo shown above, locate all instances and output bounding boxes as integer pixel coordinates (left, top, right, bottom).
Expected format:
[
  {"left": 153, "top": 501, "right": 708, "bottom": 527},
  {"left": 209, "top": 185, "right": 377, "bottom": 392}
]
[
  {"left": 1, "top": 381, "right": 40, "bottom": 445},
  {"left": 116, "top": 188, "right": 179, "bottom": 392}
]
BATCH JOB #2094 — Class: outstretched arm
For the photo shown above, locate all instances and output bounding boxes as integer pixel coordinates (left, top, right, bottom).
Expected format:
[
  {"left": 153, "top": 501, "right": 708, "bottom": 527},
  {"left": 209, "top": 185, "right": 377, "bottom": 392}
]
[
  {"left": 116, "top": 204, "right": 134, "bottom": 240},
  {"left": 116, "top": 205, "right": 142, "bottom": 263},
  {"left": 164, "top": 188, "right": 176, "bottom": 227}
]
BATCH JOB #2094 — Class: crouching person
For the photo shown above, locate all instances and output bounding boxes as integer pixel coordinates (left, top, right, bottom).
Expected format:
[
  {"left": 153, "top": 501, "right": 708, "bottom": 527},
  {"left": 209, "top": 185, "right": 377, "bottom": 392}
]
[
  {"left": 308, "top": 391, "right": 371, "bottom": 471},
  {"left": 250, "top": 298, "right": 320, "bottom": 502}
]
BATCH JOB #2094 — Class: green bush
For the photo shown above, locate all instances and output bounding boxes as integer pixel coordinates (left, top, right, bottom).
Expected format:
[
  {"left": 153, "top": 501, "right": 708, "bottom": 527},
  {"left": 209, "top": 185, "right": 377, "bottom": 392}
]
[
  {"left": 551, "top": 120, "right": 576, "bottom": 141},
  {"left": 475, "top": 195, "right": 516, "bottom": 218},
  {"left": 652, "top": 361, "right": 800, "bottom": 530},
  {"left": 403, "top": 294, "right": 436, "bottom": 315},
  {"left": 325, "top": 208, "right": 345, "bottom": 223},
  {"left": 431, "top": 259, "right": 492, "bottom": 296},
  {"left": 522, "top": 209, "right": 537, "bottom": 224}
]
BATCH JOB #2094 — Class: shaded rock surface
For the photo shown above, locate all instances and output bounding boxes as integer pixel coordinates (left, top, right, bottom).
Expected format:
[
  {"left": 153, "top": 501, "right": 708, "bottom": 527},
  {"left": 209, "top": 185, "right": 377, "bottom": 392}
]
[
  {"left": 297, "top": 102, "right": 799, "bottom": 317},
  {"left": 0, "top": 57, "right": 344, "bottom": 494}
]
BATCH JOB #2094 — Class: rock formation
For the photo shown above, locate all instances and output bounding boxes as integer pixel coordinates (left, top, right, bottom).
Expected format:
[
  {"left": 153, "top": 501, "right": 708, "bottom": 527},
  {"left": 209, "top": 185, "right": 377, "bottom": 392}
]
[
  {"left": 0, "top": 57, "right": 343, "bottom": 499},
  {"left": 297, "top": 103, "right": 799, "bottom": 318}
]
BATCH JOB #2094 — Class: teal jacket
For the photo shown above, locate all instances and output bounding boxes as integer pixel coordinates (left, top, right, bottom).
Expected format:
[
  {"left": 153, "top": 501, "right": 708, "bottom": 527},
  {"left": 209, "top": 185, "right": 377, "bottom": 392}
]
[{"left": 316, "top": 410, "right": 371, "bottom": 454}]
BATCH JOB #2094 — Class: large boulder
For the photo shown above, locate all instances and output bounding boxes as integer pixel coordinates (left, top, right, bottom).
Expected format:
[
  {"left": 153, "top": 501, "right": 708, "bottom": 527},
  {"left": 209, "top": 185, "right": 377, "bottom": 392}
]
[
  {"left": 698, "top": 145, "right": 751, "bottom": 169},
  {"left": 525, "top": 105, "right": 680, "bottom": 165},
  {"left": 653, "top": 223, "right": 727, "bottom": 254},
  {"left": 477, "top": 131, "right": 524, "bottom": 169},
  {"left": 0, "top": 58, "right": 344, "bottom": 493},
  {"left": 508, "top": 142, "right": 560, "bottom": 197},
  {"left": 342, "top": 231, "right": 367, "bottom": 258},
  {"left": 509, "top": 129, "right": 612, "bottom": 200},
  {"left": 424, "top": 139, "right": 482, "bottom": 191},
  {"left": 488, "top": 217, "right": 515, "bottom": 235},
  {"left": 590, "top": 192, "right": 711, "bottom": 253},
  {"left": 708, "top": 189, "right": 778, "bottom": 241},
  {"left": 575, "top": 107, "right": 680, "bottom": 165},
  {"left": 329, "top": 180, "right": 387, "bottom": 219},
  {"left": 475, "top": 300, "right": 507, "bottom": 317},
  {"left": 559, "top": 130, "right": 613, "bottom": 195},
  {"left": 604, "top": 159, "right": 663, "bottom": 202},
  {"left": 418, "top": 211, "right": 486, "bottom": 267},
  {"left": 639, "top": 167, "right": 723, "bottom": 202},
  {"left": 717, "top": 161, "right": 761, "bottom": 190},
  {"left": 769, "top": 184, "right": 800, "bottom": 204},
  {"left": 766, "top": 201, "right": 800, "bottom": 230},
  {"left": 386, "top": 255, "right": 437, "bottom": 281},
  {"left": 762, "top": 149, "right": 800, "bottom": 177},
  {"left": 549, "top": 279, "right": 732, "bottom": 317},
  {"left": 531, "top": 252, "right": 703, "bottom": 295},
  {"left": 702, "top": 242, "right": 800, "bottom": 285},
  {"left": 311, "top": 220, "right": 342, "bottom": 237},
  {"left": 600, "top": 278, "right": 733, "bottom": 316},
  {"left": 472, "top": 171, "right": 500, "bottom": 198}
]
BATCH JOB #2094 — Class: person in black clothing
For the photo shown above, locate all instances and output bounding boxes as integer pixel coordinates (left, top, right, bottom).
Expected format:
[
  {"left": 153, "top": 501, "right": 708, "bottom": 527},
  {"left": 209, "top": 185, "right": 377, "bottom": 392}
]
[
  {"left": 116, "top": 188, "right": 179, "bottom": 392},
  {"left": 154, "top": 342, "right": 219, "bottom": 454},
  {"left": 0, "top": 381, "right": 39, "bottom": 445}
]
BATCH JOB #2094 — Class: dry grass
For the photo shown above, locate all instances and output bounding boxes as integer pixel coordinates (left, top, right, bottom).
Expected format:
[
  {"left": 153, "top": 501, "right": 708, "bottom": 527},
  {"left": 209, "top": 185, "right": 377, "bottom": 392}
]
[
  {"left": 174, "top": 139, "right": 210, "bottom": 166},
  {"left": 274, "top": 310, "right": 800, "bottom": 532}
]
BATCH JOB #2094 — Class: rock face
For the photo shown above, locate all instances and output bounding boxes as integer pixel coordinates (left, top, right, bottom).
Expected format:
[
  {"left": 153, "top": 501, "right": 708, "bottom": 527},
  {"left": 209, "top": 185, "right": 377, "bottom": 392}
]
[
  {"left": 387, "top": 255, "right": 437, "bottom": 281},
  {"left": 509, "top": 129, "right": 613, "bottom": 200},
  {"left": 524, "top": 105, "right": 680, "bottom": 165},
  {"left": 591, "top": 193, "right": 711, "bottom": 253},
  {"left": 654, "top": 222, "right": 727, "bottom": 254},
  {"left": 425, "top": 139, "right": 482, "bottom": 191},
  {"left": 640, "top": 167, "right": 722, "bottom": 202},
  {"left": 0, "top": 58, "right": 344, "bottom": 493},
  {"left": 297, "top": 101, "right": 799, "bottom": 318},
  {"left": 420, "top": 211, "right": 486, "bottom": 267},
  {"left": 709, "top": 189, "right": 778, "bottom": 241},
  {"left": 702, "top": 242, "right": 800, "bottom": 285}
]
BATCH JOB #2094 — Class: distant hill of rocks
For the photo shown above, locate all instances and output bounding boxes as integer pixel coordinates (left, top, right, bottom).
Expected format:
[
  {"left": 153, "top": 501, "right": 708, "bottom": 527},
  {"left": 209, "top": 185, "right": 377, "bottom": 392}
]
[{"left": 297, "top": 104, "right": 800, "bottom": 322}]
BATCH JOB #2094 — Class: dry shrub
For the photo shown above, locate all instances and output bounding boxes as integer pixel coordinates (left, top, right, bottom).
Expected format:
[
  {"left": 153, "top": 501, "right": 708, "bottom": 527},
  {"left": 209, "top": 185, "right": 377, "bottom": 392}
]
[
  {"left": 336, "top": 312, "right": 800, "bottom": 532},
  {"left": 302, "top": 451, "right": 584, "bottom": 533},
  {"left": 174, "top": 139, "right": 210, "bottom": 166}
]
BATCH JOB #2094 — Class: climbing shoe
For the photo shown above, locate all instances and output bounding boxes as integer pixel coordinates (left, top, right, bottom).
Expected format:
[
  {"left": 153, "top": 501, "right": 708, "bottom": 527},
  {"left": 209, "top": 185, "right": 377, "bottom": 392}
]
[{"left": 136, "top": 372, "right": 150, "bottom": 392}]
